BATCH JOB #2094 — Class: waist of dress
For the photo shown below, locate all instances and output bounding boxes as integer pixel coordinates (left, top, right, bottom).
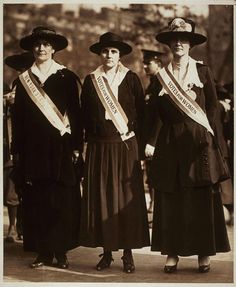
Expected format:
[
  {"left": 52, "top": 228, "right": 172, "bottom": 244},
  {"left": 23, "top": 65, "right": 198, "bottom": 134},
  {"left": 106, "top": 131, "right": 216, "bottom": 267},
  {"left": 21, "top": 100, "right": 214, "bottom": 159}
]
[{"left": 87, "top": 132, "right": 135, "bottom": 143}]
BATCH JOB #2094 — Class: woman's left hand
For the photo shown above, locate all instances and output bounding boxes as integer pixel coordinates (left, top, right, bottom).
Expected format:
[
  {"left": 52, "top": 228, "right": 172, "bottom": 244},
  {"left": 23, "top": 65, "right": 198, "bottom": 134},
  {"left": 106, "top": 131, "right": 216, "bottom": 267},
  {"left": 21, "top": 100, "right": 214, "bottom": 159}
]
[{"left": 145, "top": 144, "right": 155, "bottom": 158}]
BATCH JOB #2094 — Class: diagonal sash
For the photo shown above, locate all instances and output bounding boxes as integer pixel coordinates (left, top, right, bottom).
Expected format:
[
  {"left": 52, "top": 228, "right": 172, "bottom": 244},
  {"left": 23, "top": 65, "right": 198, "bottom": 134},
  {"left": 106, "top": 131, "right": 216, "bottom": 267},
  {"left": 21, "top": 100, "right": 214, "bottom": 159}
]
[
  {"left": 157, "top": 67, "right": 214, "bottom": 135},
  {"left": 91, "top": 70, "right": 135, "bottom": 141},
  {"left": 19, "top": 69, "right": 71, "bottom": 136}
]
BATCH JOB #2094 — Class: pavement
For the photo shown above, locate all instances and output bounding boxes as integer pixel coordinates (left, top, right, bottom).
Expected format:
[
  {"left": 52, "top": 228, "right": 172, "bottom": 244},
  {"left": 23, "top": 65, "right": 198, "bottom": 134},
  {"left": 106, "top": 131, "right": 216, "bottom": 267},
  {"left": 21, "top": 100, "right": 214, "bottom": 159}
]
[{"left": 2, "top": 206, "right": 234, "bottom": 284}]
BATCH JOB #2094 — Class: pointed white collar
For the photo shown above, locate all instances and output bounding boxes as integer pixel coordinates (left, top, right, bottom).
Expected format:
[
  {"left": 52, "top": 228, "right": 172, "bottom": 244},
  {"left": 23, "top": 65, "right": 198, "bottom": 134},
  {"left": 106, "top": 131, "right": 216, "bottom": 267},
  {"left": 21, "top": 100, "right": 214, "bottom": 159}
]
[{"left": 30, "top": 60, "right": 66, "bottom": 84}]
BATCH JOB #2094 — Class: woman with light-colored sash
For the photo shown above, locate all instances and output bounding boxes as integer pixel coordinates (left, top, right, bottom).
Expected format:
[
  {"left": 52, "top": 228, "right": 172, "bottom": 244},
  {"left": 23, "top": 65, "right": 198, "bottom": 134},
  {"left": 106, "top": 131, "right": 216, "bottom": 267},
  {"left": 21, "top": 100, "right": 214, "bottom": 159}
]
[
  {"left": 80, "top": 32, "right": 150, "bottom": 273},
  {"left": 11, "top": 27, "right": 83, "bottom": 269},
  {"left": 145, "top": 17, "right": 230, "bottom": 273}
]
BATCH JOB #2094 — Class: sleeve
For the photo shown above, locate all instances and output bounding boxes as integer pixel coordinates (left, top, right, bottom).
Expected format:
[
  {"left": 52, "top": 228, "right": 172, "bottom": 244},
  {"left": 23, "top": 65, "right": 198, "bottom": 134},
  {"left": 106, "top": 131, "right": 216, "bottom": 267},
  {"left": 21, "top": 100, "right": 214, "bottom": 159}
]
[
  {"left": 203, "top": 66, "right": 218, "bottom": 129},
  {"left": 144, "top": 77, "right": 163, "bottom": 148},
  {"left": 129, "top": 72, "right": 145, "bottom": 139},
  {"left": 11, "top": 79, "right": 25, "bottom": 156},
  {"left": 66, "top": 70, "right": 84, "bottom": 153},
  {"left": 80, "top": 75, "right": 92, "bottom": 142}
]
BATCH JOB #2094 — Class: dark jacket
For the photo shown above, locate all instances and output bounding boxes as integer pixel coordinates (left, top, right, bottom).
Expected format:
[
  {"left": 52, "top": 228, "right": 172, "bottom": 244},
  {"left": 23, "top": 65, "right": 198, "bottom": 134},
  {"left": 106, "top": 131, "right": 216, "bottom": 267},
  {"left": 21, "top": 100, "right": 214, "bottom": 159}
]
[
  {"left": 81, "top": 70, "right": 144, "bottom": 145},
  {"left": 146, "top": 63, "right": 229, "bottom": 192},
  {"left": 11, "top": 68, "right": 83, "bottom": 186}
]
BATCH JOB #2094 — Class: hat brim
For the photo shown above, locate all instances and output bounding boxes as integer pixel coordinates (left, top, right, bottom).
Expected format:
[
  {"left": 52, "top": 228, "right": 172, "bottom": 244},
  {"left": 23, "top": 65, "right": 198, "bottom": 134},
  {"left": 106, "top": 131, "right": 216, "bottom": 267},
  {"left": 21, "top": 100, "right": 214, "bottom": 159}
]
[
  {"left": 20, "top": 34, "right": 68, "bottom": 52},
  {"left": 156, "top": 31, "right": 207, "bottom": 46},
  {"left": 90, "top": 41, "right": 132, "bottom": 56},
  {"left": 4, "top": 53, "right": 35, "bottom": 71}
]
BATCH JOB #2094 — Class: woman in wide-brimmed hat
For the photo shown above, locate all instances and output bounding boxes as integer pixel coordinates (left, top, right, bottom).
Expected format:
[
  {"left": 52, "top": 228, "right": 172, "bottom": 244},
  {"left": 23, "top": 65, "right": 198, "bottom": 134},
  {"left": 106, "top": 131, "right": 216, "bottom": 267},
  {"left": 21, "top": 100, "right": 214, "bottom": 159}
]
[
  {"left": 144, "top": 17, "right": 230, "bottom": 273},
  {"left": 79, "top": 32, "right": 150, "bottom": 273},
  {"left": 11, "top": 26, "right": 83, "bottom": 269}
]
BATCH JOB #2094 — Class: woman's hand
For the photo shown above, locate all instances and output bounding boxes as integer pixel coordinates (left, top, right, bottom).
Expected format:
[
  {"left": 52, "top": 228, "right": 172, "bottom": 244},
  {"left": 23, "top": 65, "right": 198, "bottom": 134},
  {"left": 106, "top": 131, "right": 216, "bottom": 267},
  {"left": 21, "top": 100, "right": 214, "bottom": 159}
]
[{"left": 145, "top": 144, "right": 155, "bottom": 158}]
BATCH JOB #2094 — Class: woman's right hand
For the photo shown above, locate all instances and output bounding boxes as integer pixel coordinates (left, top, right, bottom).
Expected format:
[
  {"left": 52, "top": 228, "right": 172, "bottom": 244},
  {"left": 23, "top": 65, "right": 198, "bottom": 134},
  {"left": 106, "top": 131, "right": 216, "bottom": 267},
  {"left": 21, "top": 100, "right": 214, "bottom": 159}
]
[{"left": 145, "top": 144, "right": 155, "bottom": 158}]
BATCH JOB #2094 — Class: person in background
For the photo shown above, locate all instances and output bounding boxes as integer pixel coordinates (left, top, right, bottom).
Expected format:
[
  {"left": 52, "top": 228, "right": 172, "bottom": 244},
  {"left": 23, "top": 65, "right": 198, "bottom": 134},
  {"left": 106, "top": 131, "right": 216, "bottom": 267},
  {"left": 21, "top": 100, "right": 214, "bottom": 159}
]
[
  {"left": 11, "top": 26, "right": 83, "bottom": 269},
  {"left": 215, "top": 83, "right": 234, "bottom": 225},
  {"left": 145, "top": 17, "right": 230, "bottom": 273},
  {"left": 141, "top": 49, "right": 164, "bottom": 214},
  {"left": 3, "top": 82, "right": 20, "bottom": 242},
  {"left": 4, "top": 52, "right": 35, "bottom": 242},
  {"left": 80, "top": 32, "right": 150, "bottom": 273}
]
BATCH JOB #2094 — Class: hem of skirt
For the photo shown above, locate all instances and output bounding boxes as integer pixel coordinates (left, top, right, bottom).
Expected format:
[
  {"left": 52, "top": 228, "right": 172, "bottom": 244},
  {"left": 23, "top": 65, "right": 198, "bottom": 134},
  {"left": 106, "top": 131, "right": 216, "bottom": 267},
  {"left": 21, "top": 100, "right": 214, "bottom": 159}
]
[
  {"left": 150, "top": 248, "right": 231, "bottom": 256},
  {"left": 79, "top": 243, "right": 150, "bottom": 251}
]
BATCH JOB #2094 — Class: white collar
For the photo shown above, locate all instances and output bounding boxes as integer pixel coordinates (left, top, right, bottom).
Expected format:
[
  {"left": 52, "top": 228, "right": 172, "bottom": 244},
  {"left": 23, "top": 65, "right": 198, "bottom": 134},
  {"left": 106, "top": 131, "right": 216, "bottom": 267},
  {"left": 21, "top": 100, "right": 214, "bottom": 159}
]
[
  {"left": 30, "top": 60, "right": 66, "bottom": 84},
  {"left": 92, "top": 62, "right": 129, "bottom": 88},
  {"left": 159, "top": 56, "right": 203, "bottom": 96}
]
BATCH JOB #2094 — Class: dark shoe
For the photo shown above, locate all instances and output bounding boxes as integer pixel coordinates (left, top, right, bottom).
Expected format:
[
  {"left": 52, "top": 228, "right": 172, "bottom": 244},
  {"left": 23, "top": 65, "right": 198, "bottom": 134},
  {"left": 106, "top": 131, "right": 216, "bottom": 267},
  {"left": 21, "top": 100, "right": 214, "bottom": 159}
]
[
  {"left": 55, "top": 253, "right": 69, "bottom": 269},
  {"left": 198, "top": 256, "right": 210, "bottom": 273},
  {"left": 164, "top": 256, "right": 179, "bottom": 273},
  {"left": 198, "top": 264, "right": 210, "bottom": 273},
  {"left": 96, "top": 252, "right": 114, "bottom": 271},
  {"left": 30, "top": 255, "right": 53, "bottom": 268},
  {"left": 121, "top": 254, "right": 135, "bottom": 273}
]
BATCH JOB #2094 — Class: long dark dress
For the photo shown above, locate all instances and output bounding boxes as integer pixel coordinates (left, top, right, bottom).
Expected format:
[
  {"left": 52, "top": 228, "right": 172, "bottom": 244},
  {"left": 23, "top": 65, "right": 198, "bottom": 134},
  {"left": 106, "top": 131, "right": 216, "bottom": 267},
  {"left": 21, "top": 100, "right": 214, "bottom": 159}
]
[
  {"left": 79, "top": 69, "right": 150, "bottom": 251},
  {"left": 11, "top": 67, "right": 83, "bottom": 253},
  {"left": 146, "top": 62, "right": 230, "bottom": 256}
]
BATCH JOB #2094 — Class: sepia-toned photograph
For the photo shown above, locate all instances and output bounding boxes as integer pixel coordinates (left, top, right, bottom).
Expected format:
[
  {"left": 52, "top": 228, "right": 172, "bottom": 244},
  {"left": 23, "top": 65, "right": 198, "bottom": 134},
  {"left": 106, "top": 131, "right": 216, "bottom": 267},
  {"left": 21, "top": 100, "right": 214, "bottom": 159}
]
[{"left": 2, "top": 1, "right": 234, "bottom": 284}]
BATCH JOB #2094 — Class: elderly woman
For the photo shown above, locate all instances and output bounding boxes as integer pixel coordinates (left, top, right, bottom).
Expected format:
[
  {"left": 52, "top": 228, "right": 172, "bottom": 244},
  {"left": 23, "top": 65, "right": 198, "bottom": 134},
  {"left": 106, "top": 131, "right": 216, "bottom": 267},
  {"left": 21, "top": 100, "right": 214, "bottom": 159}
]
[
  {"left": 80, "top": 32, "right": 150, "bottom": 273},
  {"left": 11, "top": 27, "right": 83, "bottom": 269},
  {"left": 145, "top": 18, "right": 230, "bottom": 273}
]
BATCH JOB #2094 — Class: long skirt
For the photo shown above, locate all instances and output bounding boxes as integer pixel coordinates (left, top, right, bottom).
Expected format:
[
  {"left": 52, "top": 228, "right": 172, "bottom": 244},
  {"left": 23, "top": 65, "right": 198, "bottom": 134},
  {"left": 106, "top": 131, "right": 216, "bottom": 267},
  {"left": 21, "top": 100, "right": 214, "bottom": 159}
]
[
  {"left": 22, "top": 180, "right": 81, "bottom": 254},
  {"left": 151, "top": 185, "right": 230, "bottom": 256},
  {"left": 80, "top": 136, "right": 150, "bottom": 250}
]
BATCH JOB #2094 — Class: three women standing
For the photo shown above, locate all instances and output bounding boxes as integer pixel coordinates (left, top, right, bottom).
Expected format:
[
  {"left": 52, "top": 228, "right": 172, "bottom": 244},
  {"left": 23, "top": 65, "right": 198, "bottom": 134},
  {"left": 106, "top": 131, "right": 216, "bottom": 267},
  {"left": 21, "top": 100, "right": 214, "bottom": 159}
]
[
  {"left": 145, "top": 17, "right": 230, "bottom": 273},
  {"left": 79, "top": 32, "right": 150, "bottom": 273}
]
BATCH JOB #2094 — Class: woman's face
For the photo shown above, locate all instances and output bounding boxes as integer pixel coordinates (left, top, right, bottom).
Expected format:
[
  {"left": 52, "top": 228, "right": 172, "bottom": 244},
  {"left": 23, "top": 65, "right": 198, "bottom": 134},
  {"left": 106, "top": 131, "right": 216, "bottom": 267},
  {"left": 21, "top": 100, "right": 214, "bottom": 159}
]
[
  {"left": 100, "top": 47, "right": 120, "bottom": 69},
  {"left": 32, "top": 39, "right": 55, "bottom": 62},
  {"left": 169, "top": 37, "right": 190, "bottom": 57}
]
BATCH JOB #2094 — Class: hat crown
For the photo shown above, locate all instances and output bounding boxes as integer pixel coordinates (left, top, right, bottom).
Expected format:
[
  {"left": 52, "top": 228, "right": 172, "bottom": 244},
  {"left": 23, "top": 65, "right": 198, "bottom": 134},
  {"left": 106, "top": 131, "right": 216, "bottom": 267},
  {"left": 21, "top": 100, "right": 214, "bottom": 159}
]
[
  {"left": 99, "top": 32, "right": 123, "bottom": 44},
  {"left": 168, "top": 18, "right": 195, "bottom": 33},
  {"left": 32, "top": 26, "right": 56, "bottom": 36}
]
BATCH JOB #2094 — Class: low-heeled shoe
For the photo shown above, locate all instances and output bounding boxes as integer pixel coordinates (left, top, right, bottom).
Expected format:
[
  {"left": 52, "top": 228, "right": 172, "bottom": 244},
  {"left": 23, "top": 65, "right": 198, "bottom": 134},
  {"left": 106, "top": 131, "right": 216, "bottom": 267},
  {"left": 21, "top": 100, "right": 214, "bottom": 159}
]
[
  {"left": 96, "top": 253, "right": 114, "bottom": 271},
  {"left": 57, "top": 259, "right": 69, "bottom": 269},
  {"left": 121, "top": 255, "right": 135, "bottom": 273},
  {"left": 30, "top": 257, "right": 53, "bottom": 268},
  {"left": 164, "top": 264, "right": 178, "bottom": 273},
  {"left": 198, "top": 264, "right": 210, "bottom": 273}
]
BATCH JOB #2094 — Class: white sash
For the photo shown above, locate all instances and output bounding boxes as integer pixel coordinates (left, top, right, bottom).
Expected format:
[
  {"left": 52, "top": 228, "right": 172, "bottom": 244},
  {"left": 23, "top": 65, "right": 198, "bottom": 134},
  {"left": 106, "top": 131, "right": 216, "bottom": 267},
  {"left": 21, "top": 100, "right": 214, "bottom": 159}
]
[
  {"left": 157, "top": 67, "right": 214, "bottom": 135},
  {"left": 91, "top": 67, "right": 134, "bottom": 141},
  {"left": 19, "top": 69, "right": 71, "bottom": 136}
]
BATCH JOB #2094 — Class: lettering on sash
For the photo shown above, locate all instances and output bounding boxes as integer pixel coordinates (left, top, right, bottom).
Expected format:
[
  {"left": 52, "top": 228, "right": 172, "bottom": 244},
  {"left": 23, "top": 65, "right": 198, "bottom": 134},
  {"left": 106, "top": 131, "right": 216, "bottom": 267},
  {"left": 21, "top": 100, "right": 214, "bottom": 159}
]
[
  {"left": 157, "top": 67, "right": 214, "bottom": 135},
  {"left": 91, "top": 72, "right": 135, "bottom": 142},
  {"left": 19, "top": 70, "right": 71, "bottom": 136}
]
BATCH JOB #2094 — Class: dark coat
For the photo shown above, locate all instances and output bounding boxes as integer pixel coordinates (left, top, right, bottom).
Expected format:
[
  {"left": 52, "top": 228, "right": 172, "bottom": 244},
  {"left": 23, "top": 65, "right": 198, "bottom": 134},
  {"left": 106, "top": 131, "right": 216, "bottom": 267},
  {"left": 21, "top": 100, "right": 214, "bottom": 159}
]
[
  {"left": 81, "top": 70, "right": 145, "bottom": 145},
  {"left": 12, "top": 68, "right": 83, "bottom": 186},
  {"left": 146, "top": 63, "right": 229, "bottom": 193}
]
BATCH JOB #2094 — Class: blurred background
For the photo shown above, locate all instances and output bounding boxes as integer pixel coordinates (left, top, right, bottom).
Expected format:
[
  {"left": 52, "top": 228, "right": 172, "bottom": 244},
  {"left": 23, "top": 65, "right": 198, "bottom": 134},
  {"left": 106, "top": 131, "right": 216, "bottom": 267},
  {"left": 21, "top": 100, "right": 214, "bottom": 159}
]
[{"left": 3, "top": 3, "right": 233, "bottom": 88}]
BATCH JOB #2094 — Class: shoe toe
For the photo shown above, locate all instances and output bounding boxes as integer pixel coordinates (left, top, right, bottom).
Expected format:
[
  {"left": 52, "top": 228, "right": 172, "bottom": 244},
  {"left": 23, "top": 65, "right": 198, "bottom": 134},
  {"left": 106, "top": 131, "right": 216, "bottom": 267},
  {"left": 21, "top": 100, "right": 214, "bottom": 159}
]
[{"left": 198, "top": 264, "right": 210, "bottom": 273}]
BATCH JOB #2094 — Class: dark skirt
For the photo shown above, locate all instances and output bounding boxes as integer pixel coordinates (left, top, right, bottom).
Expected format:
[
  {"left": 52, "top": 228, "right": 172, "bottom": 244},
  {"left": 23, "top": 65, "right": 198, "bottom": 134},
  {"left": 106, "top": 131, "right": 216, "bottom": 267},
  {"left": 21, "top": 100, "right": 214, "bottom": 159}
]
[
  {"left": 22, "top": 180, "right": 81, "bottom": 254},
  {"left": 80, "top": 136, "right": 150, "bottom": 250},
  {"left": 151, "top": 185, "right": 230, "bottom": 256}
]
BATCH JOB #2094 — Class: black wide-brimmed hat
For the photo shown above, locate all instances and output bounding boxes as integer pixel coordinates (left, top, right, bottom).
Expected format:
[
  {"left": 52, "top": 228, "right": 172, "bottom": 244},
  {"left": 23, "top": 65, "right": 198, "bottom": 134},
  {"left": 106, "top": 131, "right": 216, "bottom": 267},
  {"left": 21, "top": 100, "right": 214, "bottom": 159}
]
[
  {"left": 141, "top": 49, "right": 164, "bottom": 63},
  {"left": 4, "top": 52, "right": 35, "bottom": 71},
  {"left": 156, "top": 17, "right": 207, "bottom": 46},
  {"left": 20, "top": 26, "right": 68, "bottom": 52},
  {"left": 90, "top": 32, "right": 132, "bottom": 56}
]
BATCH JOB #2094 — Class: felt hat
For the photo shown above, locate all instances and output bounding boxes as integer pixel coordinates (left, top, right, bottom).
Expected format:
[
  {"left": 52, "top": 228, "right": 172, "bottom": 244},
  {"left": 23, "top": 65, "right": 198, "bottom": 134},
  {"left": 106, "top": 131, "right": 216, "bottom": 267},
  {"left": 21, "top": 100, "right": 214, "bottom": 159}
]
[
  {"left": 20, "top": 26, "right": 68, "bottom": 52},
  {"left": 4, "top": 52, "right": 35, "bottom": 71},
  {"left": 90, "top": 32, "right": 132, "bottom": 56},
  {"left": 156, "top": 17, "right": 207, "bottom": 46}
]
